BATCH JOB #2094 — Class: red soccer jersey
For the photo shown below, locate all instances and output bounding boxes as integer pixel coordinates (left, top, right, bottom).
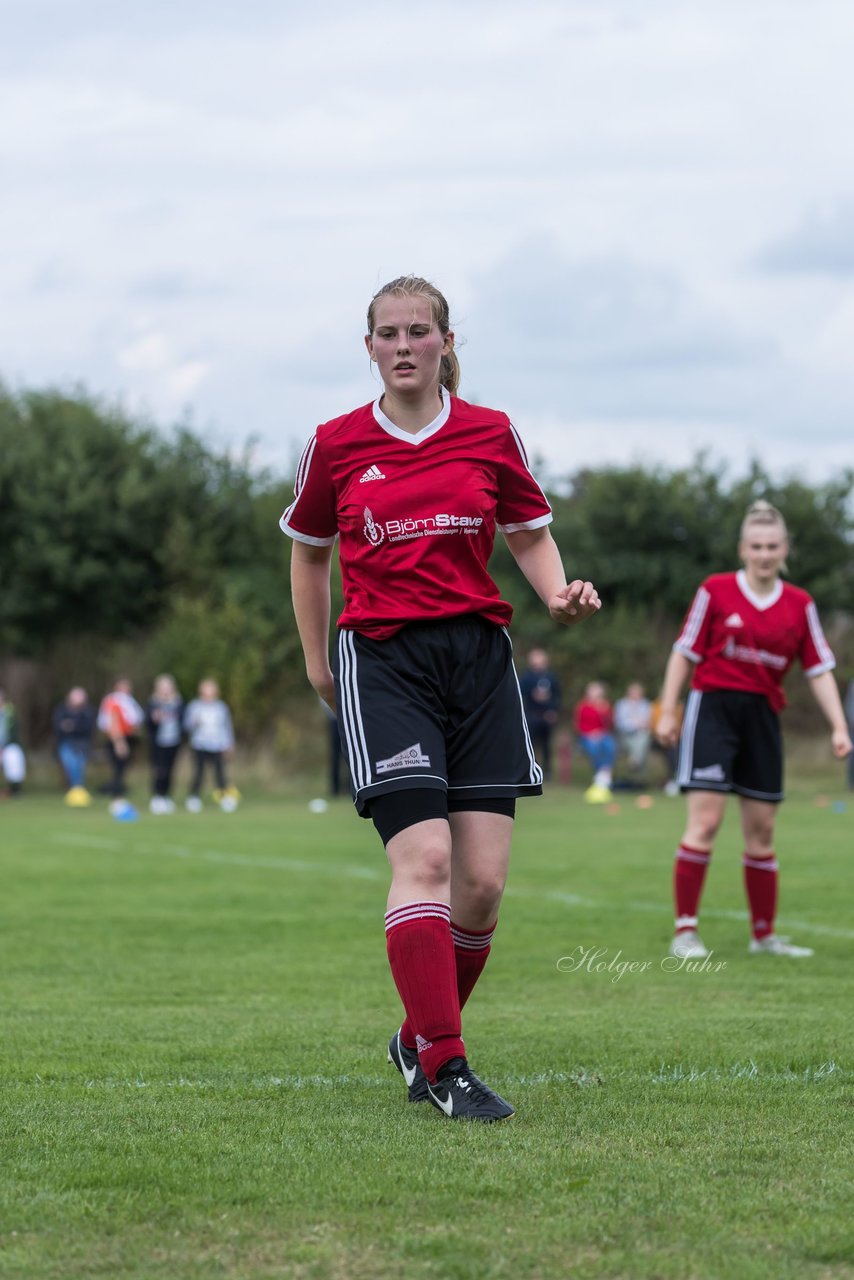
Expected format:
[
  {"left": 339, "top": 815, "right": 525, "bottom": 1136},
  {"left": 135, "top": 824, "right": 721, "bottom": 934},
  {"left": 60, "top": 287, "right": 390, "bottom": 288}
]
[
  {"left": 280, "top": 390, "right": 552, "bottom": 638},
  {"left": 673, "top": 570, "right": 835, "bottom": 711}
]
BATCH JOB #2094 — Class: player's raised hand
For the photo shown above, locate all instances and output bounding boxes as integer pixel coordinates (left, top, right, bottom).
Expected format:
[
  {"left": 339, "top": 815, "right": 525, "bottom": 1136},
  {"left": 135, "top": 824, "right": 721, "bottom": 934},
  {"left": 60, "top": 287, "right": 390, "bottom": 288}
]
[{"left": 548, "top": 580, "right": 601, "bottom": 626}]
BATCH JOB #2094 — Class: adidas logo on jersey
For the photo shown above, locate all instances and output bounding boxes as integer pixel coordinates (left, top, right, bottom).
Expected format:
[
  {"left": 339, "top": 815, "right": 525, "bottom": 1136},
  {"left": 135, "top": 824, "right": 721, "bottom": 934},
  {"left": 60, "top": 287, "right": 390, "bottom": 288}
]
[
  {"left": 724, "top": 613, "right": 744, "bottom": 627},
  {"left": 359, "top": 465, "right": 386, "bottom": 483}
]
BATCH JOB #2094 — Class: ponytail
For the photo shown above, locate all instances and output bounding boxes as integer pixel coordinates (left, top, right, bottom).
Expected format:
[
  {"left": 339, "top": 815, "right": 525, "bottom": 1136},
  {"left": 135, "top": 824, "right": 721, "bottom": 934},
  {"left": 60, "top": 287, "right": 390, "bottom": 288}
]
[{"left": 440, "top": 350, "right": 461, "bottom": 396}]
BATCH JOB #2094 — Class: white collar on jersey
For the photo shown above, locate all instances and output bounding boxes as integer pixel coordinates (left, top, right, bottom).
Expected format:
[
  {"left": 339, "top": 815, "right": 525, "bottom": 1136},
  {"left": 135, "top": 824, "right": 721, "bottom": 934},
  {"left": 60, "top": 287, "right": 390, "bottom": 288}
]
[
  {"left": 372, "top": 384, "right": 451, "bottom": 445},
  {"left": 736, "top": 568, "right": 783, "bottom": 611}
]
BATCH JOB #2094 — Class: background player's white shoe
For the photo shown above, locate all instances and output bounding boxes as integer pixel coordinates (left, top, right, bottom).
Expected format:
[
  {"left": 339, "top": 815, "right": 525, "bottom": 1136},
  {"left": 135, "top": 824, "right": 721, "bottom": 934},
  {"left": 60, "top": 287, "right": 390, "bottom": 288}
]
[
  {"left": 749, "top": 934, "right": 813, "bottom": 957},
  {"left": 669, "top": 930, "right": 709, "bottom": 959},
  {"left": 185, "top": 796, "right": 203, "bottom": 813}
]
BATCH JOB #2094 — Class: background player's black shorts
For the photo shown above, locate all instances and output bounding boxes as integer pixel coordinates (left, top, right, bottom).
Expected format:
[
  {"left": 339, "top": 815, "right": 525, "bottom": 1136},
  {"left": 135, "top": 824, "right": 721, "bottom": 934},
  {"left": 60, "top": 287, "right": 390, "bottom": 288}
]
[
  {"left": 677, "top": 688, "right": 783, "bottom": 802},
  {"left": 334, "top": 615, "right": 543, "bottom": 816}
]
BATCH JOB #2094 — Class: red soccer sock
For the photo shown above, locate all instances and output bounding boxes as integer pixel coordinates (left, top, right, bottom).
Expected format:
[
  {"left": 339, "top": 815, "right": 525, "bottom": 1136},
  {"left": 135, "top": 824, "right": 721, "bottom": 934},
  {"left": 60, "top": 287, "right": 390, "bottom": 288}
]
[
  {"left": 673, "top": 843, "right": 712, "bottom": 933},
  {"left": 742, "top": 852, "right": 778, "bottom": 940},
  {"left": 451, "top": 919, "right": 496, "bottom": 1008},
  {"left": 385, "top": 901, "right": 464, "bottom": 1083},
  {"left": 400, "top": 920, "right": 497, "bottom": 1049}
]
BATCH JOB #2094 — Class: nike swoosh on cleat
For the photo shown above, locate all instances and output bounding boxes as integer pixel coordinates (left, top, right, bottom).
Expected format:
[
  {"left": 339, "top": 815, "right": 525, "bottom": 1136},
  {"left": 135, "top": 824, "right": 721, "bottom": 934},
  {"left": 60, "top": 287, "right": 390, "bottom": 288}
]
[
  {"left": 428, "top": 1085, "right": 454, "bottom": 1117},
  {"left": 399, "top": 1048, "right": 417, "bottom": 1088}
]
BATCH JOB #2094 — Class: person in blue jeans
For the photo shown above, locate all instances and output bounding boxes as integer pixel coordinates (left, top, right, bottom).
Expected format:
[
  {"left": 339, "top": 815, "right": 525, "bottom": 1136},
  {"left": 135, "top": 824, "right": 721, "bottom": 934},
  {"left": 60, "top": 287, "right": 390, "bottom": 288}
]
[
  {"left": 52, "top": 686, "right": 95, "bottom": 801},
  {"left": 574, "top": 680, "right": 617, "bottom": 802}
]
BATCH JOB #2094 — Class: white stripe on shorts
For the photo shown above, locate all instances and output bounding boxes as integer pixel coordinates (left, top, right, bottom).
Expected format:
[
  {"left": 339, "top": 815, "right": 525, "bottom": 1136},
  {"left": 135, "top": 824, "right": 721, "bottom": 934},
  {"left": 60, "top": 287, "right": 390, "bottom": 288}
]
[
  {"left": 504, "top": 628, "right": 544, "bottom": 786},
  {"left": 337, "top": 630, "right": 372, "bottom": 793},
  {"left": 677, "top": 689, "right": 702, "bottom": 789}
]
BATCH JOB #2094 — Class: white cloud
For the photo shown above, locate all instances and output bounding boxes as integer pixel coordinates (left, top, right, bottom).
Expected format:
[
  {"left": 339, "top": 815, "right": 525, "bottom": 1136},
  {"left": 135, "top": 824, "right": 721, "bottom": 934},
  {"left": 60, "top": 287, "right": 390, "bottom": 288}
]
[
  {"left": 2, "top": 1, "right": 854, "bottom": 482},
  {"left": 754, "top": 201, "right": 854, "bottom": 275},
  {"left": 462, "top": 235, "right": 771, "bottom": 417},
  {"left": 115, "top": 329, "right": 211, "bottom": 416}
]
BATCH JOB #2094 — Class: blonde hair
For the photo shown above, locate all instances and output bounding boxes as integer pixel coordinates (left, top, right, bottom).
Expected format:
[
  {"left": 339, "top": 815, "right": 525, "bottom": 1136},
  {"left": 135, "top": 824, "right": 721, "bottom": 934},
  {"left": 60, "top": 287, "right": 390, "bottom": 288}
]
[
  {"left": 739, "top": 500, "right": 788, "bottom": 542},
  {"left": 367, "top": 275, "right": 461, "bottom": 395}
]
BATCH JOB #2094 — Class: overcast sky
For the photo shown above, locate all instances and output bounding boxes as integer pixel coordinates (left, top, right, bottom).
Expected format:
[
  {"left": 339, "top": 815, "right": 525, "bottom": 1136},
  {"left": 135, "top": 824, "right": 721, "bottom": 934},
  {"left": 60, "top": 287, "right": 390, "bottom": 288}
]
[{"left": 3, "top": 0, "right": 853, "bottom": 484}]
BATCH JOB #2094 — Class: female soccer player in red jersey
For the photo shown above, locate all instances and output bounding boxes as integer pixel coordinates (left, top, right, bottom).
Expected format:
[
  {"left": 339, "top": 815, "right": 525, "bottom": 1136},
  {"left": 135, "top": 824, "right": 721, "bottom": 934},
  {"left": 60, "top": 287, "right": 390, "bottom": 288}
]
[
  {"left": 282, "top": 275, "right": 601, "bottom": 1121},
  {"left": 656, "top": 501, "right": 852, "bottom": 960}
]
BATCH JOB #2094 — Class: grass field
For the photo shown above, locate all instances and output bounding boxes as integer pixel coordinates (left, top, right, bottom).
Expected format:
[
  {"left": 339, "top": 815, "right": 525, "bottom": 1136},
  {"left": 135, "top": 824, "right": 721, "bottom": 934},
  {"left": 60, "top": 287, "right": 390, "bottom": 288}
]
[{"left": 2, "top": 780, "right": 853, "bottom": 1279}]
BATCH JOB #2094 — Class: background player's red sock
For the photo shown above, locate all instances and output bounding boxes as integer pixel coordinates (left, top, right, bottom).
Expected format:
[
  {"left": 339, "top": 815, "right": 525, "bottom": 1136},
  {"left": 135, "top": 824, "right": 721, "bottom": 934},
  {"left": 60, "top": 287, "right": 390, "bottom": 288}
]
[
  {"left": 674, "top": 844, "right": 711, "bottom": 933},
  {"left": 742, "top": 852, "right": 778, "bottom": 939},
  {"left": 400, "top": 920, "right": 496, "bottom": 1049},
  {"left": 385, "top": 901, "right": 464, "bottom": 1083}
]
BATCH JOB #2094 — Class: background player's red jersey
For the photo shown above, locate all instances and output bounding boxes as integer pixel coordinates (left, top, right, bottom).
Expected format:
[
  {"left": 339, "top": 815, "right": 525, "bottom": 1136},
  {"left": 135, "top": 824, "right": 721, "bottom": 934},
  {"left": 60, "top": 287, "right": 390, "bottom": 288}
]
[
  {"left": 673, "top": 570, "right": 835, "bottom": 711},
  {"left": 280, "top": 391, "right": 552, "bottom": 638}
]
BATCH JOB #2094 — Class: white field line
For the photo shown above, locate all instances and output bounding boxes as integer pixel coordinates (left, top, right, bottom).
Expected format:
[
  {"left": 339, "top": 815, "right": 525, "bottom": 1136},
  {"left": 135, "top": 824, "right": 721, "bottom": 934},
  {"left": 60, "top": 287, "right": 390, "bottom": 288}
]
[
  {"left": 52, "top": 832, "right": 382, "bottom": 880},
  {"left": 18, "top": 1060, "right": 850, "bottom": 1092},
  {"left": 520, "top": 886, "right": 854, "bottom": 940},
  {"left": 50, "top": 833, "right": 854, "bottom": 939}
]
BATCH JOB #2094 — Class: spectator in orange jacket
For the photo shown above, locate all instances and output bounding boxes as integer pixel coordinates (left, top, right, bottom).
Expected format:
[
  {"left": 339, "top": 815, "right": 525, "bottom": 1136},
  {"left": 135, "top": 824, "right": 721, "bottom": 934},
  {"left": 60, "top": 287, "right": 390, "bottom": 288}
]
[{"left": 97, "top": 677, "right": 144, "bottom": 798}]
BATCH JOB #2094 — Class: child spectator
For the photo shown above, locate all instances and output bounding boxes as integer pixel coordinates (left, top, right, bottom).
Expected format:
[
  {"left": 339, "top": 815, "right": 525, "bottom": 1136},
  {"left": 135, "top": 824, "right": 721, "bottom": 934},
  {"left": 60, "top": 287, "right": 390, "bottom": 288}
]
[
  {"left": 97, "top": 678, "right": 144, "bottom": 798},
  {"left": 53, "top": 686, "right": 95, "bottom": 805},
  {"left": 574, "top": 681, "right": 616, "bottom": 803},
  {"left": 613, "top": 681, "right": 652, "bottom": 785},
  {"left": 183, "top": 679, "right": 238, "bottom": 812},
  {"left": 146, "top": 674, "right": 184, "bottom": 814}
]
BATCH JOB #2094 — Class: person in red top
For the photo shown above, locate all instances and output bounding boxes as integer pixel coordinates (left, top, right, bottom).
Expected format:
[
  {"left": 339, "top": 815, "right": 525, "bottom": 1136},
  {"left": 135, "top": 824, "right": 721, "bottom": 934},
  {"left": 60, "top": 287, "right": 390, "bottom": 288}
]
[
  {"left": 573, "top": 680, "right": 618, "bottom": 803},
  {"left": 283, "top": 275, "right": 601, "bottom": 1122},
  {"left": 656, "top": 501, "right": 852, "bottom": 959}
]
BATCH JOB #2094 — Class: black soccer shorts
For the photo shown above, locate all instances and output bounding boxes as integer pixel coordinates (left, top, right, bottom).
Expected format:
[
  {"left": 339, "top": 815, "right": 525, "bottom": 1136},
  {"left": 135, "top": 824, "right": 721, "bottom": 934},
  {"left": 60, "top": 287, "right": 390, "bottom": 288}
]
[
  {"left": 334, "top": 614, "right": 543, "bottom": 816},
  {"left": 677, "top": 688, "right": 784, "bottom": 802}
]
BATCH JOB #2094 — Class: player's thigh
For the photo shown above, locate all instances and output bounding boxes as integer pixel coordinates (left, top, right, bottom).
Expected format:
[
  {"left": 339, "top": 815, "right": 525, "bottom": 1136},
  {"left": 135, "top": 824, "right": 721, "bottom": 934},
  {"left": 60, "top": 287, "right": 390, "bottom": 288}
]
[
  {"left": 385, "top": 817, "right": 454, "bottom": 908},
  {"left": 449, "top": 810, "right": 513, "bottom": 892}
]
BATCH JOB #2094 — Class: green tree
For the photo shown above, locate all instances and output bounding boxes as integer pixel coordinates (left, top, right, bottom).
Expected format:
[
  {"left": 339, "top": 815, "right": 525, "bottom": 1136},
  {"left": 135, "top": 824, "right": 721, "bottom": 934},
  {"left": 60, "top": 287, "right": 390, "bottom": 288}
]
[{"left": 0, "top": 387, "right": 264, "bottom": 651}]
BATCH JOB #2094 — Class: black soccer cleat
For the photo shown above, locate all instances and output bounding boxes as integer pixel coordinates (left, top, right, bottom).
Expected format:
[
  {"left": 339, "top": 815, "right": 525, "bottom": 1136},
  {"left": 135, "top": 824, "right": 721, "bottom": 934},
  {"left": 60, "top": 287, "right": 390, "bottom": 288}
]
[
  {"left": 426, "top": 1056, "right": 515, "bottom": 1122},
  {"left": 387, "top": 1028, "right": 429, "bottom": 1103}
]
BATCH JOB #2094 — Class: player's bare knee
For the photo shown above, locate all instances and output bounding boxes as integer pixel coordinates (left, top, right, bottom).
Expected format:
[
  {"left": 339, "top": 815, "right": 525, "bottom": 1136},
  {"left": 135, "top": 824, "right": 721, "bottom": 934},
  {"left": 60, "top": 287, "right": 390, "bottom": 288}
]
[
  {"left": 404, "top": 841, "right": 452, "bottom": 895},
  {"left": 458, "top": 878, "right": 504, "bottom": 923},
  {"left": 746, "top": 820, "right": 775, "bottom": 852}
]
